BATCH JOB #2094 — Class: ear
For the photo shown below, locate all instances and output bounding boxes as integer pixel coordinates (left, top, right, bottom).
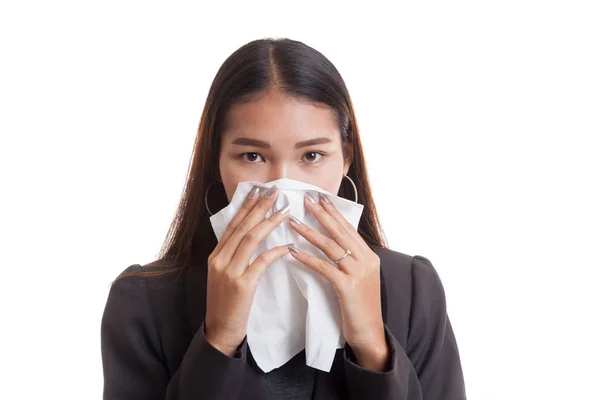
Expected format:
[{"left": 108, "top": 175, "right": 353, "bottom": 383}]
[{"left": 342, "top": 142, "right": 353, "bottom": 175}]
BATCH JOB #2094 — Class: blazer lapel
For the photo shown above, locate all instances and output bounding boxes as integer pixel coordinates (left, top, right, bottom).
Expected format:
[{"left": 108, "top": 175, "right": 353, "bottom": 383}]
[
  {"left": 314, "top": 248, "right": 388, "bottom": 399},
  {"left": 313, "top": 349, "right": 346, "bottom": 399},
  {"left": 185, "top": 227, "right": 217, "bottom": 335},
  {"left": 184, "top": 240, "right": 271, "bottom": 399},
  {"left": 185, "top": 260, "right": 207, "bottom": 336}
]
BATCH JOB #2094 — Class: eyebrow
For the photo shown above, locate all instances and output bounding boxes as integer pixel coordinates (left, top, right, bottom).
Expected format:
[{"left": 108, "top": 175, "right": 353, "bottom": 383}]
[{"left": 230, "top": 137, "right": 332, "bottom": 149}]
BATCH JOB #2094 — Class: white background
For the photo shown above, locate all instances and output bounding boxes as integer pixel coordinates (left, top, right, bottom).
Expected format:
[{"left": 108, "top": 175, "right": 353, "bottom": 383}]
[{"left": 1, "top": 1, "right": 599, "bottom": 399}]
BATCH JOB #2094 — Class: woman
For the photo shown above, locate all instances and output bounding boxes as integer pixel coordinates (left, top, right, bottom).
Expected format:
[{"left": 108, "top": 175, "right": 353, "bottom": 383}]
[{"left": 101, "top": 38, "right": 466, "bottom": 399}]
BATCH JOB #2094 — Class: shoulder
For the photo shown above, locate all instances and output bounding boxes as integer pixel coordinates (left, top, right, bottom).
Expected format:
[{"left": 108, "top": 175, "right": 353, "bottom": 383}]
[
  {"left": 373, "top": 246, "right": 445, "bottom": 297},
  {"left": 372, "top": 246, "right": 413, "bottom": 273},
  {"left": 372, "top": 247, "right": 448, "bottom": 337},
  {"left": 110, "top": 259, "right": 186, "bottom": 289},
  {"left": 104, "top": 260, "right": 188, "bottom": 328}
]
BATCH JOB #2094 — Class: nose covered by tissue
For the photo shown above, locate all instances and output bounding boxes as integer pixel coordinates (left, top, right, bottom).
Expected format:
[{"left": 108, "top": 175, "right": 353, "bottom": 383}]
[{"left": 209, "top": 178, "right": 364, "bottom": 373}]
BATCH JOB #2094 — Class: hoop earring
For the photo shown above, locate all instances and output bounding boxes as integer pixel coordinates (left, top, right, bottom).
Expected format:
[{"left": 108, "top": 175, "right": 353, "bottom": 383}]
[
  {"left": 343, "top": 174, "right": 358, "bottom": 203},
  {"left": 204, "top": 179, "right": 222, "bottom": 216}
]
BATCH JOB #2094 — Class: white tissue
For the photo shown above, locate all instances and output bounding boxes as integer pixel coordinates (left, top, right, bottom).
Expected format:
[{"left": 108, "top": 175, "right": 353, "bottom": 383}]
[{"left": 209, "top": 178, "right": 364, "bottom": 372}]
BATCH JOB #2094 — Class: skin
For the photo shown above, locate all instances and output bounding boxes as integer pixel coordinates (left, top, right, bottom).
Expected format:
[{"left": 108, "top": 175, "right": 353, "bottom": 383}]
[
  {"left": 204, "top": 90, "right": 389, "bottom": 372},
  {"left": 218, "top": 90, "right": 350, "bottom": 199}
]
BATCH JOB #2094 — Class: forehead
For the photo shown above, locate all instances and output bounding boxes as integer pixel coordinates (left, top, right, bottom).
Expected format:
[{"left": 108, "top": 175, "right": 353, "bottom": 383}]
[{"left": 221, "top": 92, "right": 340, "bottom": 142}]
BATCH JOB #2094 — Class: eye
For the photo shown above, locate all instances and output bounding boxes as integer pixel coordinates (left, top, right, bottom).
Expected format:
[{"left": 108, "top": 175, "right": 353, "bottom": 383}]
[
  {"left": 241, "top": 152, "right": 265, "bottom": 163},
  {"left": 240, "top": 151, "right": 325, "bottom": 164},
  {"left": 302, "top": 151, "right": 324, "bottom": 164}
]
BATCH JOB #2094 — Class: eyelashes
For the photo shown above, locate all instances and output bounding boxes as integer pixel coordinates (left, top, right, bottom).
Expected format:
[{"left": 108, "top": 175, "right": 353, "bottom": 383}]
[
  {"left": 240, "top": 152, "right": 264, "bottom": 163},
  {"left": 240, "top": 151, "right": 327, "bottom": 165},
  {"left": 301, "top": 151, "right": 324, "bottom": 164}
]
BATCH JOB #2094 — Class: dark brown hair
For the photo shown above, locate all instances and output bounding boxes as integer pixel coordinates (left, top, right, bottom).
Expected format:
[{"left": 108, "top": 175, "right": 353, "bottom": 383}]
[{"left": 116, "top": 37, "right": 387, "bottom": 282}]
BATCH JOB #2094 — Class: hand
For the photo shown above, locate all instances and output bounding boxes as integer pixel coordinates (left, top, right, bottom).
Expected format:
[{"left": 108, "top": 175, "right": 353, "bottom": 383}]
[
  {"left": 287, "top": 192, "right": 389, "bottom": 371},
  {"left": 204, "top": 185, "right": 292, "bottom": 356}
]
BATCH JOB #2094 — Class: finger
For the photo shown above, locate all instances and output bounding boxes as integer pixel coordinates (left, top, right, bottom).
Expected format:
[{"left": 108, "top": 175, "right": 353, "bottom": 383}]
[
  {"left": 287, "top": 213, "right": 352, "bottom": 269},
  {"left": 213, "top": 185, "right": 261, "bottom": 255},
  {"left": 288, "top": 248, "right": 346, "bottom": 290},
  {"left": 316, "top": 192, "right": 372, "bottom": 254},
  {"left": 228, "top": 203, "right": 291, "bottom": 271},
  {"left": 303, "top": 193, "right": 360, "bottom": 255},
  {"left": 243, "top": 244, "right": 291, "bottom": 285},
  {"left": 289, "top": 217, "right": 355, "bottom": 272},
  {"left": 217, "top": 186, "right": 280, "bottom": 263}
]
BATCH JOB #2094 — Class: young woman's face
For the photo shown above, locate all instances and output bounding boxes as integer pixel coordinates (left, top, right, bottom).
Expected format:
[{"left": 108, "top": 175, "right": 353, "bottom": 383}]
[{"left": 219, "top": 91, "right": 351, "bottom": 202}]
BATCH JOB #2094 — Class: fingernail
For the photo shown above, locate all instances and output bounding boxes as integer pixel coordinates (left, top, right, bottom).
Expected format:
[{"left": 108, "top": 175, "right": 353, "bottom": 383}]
[
  {"left": 277, "top": 205, "right": 291, "bottom": 216},
  {"left": 247, "top": 186, "right": 260, "bottom": 199},
  {"left": 305, "top": 193, "right": 318, "bottom": 204},
  {"left": 287, "top": 243, "right": 300, "bottom": 253},
  {"left": 288, "top": 215, "right": 302, "bottom": 225},
  {"left": 318, "top": 193, "right": 331, "bottom": 204},
  {"left": 265, "top": 185, "right": 278, "bottom": 198}
]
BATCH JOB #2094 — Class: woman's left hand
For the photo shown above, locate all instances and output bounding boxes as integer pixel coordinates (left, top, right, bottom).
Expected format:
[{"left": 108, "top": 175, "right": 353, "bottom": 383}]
[{"left": 287, "top": 192, "right": 389, "bottom": 372}]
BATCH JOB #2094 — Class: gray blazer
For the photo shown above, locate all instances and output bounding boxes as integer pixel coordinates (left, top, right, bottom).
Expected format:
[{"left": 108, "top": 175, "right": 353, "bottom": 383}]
[{"left": 101, "top": 246, "right": 467, "bottom": 399}]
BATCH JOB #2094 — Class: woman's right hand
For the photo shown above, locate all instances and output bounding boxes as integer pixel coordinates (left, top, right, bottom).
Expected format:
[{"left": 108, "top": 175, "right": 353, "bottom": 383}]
[{"left": 204, "top": 185, "right": 291, "bottom": 356}]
